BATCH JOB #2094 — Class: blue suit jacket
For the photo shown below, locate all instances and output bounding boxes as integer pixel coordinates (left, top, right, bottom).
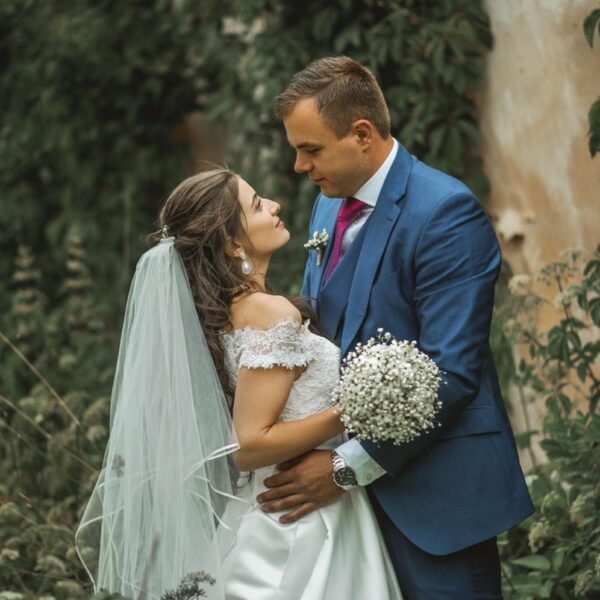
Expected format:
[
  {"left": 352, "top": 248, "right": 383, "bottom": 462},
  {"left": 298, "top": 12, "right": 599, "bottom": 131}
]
[{"left": 302, "top": 144, "right": 533, "bottom": 555}]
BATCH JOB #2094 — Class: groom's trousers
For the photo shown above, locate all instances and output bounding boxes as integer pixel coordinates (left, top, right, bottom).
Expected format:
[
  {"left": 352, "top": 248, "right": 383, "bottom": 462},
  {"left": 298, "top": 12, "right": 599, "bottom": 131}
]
[{"left": 369, "top": 491, "right": 502, "bottom": 599}]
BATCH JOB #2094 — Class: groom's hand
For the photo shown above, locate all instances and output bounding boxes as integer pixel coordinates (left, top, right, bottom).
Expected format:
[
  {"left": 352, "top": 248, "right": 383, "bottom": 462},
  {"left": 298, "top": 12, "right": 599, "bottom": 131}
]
[{"left": 257, "top": 449, "right": 344, "bottom": 524}]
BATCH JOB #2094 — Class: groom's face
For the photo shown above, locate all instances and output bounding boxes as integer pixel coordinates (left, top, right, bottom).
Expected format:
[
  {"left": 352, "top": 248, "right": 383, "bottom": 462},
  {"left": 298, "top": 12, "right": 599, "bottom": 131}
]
[{"left": 283, "top": 98, "right": 372, "bottom": 199}]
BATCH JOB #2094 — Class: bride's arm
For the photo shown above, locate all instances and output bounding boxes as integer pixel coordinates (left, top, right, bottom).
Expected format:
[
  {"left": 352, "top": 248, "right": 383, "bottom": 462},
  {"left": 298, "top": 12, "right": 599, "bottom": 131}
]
[
  {"left": 230, "top": 293, "right": 343, "bottom": 471},
  {"left": 232, "top": 365, "right": 343, "bottom": 471}
]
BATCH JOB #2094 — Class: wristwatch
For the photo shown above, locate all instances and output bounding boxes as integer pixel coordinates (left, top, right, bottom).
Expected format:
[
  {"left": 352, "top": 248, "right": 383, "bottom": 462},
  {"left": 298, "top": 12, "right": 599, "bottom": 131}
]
[{"left": 331, "top": 450, "right": 357, "bottom": 490}]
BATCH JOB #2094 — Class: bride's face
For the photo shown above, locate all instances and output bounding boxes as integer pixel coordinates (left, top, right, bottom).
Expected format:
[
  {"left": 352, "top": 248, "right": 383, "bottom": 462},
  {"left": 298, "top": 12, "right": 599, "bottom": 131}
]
[{"left": 237, "top": 177, "right": 290, "bottom": 258}]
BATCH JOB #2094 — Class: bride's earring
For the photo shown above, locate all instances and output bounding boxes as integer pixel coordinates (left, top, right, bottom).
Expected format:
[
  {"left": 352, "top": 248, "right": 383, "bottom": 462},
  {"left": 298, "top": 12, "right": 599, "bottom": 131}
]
[{"left": 240, "top": 251, "right": 252, "bottom": 275}]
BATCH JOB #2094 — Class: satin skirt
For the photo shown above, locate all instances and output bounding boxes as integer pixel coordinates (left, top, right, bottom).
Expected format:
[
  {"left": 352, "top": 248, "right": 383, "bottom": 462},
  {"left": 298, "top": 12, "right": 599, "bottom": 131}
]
[{"left": 220, "top": 439, "right": 403, "bottom": 600}]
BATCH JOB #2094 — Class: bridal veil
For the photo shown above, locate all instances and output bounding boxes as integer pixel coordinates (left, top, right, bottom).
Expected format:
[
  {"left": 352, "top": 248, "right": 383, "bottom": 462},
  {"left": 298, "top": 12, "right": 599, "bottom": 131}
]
[{"left": 75, "top": 236, "right": 240, "bottom": 599}]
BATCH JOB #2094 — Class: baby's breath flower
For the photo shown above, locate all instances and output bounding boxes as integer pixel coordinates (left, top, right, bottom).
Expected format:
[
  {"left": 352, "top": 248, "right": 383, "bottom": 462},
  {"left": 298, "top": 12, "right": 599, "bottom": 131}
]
[{"left": 333, "top": 331, "right": 442, "bottom": 445}]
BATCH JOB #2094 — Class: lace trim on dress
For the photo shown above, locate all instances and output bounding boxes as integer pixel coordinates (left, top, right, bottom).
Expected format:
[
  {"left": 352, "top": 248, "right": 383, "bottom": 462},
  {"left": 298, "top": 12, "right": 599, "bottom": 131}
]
[{"left": 221, "top": 317, "right": 319, "bottom": 371}]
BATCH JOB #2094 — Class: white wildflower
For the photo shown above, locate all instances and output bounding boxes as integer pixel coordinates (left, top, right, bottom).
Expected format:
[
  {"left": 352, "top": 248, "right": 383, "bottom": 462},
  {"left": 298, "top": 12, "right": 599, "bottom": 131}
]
[
  {"left": 574, "top": 570, "right": 593, "bottom": 597},
  {"left": 528, "top": 518, "right": 551, "bottom": 553},
  {"left": 552, "top": 285, "right": 577, "bottom": 310},
  {"left": 569, "top": 491, "right": 596, "bottom": 524},
  {"left": 0, "top": 548, "right": 19, "bottom": 562},
  {"left": 332, "top": 332, "right": 442, "bottom": 445},
  {"left": 508, "top": 274, "right": 531, "bottom": 295},
  {"left": 559, "top": 247, "right": 582, "bottom": 264}
]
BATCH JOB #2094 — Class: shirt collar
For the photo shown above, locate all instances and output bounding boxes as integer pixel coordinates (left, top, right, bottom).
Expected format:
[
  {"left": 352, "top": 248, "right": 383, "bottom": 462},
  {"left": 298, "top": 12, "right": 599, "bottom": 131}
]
[{"left": 352, "top": 139, "right": 399, "bottom": 207}]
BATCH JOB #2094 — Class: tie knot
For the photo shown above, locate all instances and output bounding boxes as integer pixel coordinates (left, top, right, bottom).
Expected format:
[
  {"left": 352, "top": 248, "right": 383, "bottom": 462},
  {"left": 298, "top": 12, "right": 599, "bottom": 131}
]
[{"left": 337, "top": 197, "right": 366, "bottom": 223}]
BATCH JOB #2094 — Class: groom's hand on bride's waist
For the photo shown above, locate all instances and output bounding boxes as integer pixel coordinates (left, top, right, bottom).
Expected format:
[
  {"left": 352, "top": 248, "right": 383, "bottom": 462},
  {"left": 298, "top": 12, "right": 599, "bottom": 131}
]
[{"left": 257, "top": 450, "right": 344, "bottom": 524}]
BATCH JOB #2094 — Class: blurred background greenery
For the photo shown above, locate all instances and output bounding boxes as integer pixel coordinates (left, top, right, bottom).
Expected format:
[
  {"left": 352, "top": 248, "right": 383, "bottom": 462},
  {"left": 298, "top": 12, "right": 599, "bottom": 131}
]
[{"left": 0, "top": 1, "right": 598, "bottom": 598}]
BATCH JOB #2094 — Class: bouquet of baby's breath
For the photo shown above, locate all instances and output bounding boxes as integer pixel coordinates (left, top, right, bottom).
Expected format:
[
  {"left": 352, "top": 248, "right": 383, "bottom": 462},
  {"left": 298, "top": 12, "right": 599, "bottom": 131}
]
[{"left": 333, "top": 329, "right": 443, "bottom": 444}]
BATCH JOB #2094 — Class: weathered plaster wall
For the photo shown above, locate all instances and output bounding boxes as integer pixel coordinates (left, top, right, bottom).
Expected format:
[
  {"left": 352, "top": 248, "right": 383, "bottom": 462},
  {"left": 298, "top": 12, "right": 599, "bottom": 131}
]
[
  {"left": 482, "top": 0, "right": 599, "bottom": 272},
  {"left": 481, "top": 0, "right": 599, "bottom": 470}
]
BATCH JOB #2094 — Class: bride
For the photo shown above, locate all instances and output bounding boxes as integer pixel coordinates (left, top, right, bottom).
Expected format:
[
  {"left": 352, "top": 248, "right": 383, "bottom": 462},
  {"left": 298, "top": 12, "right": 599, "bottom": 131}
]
[{"left": 76, "top": 168, "right": 402, "bottom": 599}]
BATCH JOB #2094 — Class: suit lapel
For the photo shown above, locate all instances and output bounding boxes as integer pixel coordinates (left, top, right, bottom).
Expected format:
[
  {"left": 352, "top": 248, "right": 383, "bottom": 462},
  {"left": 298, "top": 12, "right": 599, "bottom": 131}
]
[
  {"left": 315, "top": 197, "right": 343, "bottom": 291},
  {"left": 337, "top": 144, "right": 414, "bottom": 356},
  {"left": 309, "top": 196, "right": 342, "bottom": 304}
]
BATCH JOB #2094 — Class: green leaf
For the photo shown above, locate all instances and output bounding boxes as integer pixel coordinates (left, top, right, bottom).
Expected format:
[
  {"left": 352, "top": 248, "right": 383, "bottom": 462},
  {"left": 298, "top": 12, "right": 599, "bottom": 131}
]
[
  {"left": 445, "top": 125, "right": 463, "bottom": 170},
  {"left": 511, "top": 555, "right": 552, "bottom": 570},
  {"left": 508, "top": 573, "right": 545, "bottom": 591},
  {"left": 583, "top": 9, "right": 600, "bottom": 48},
  {"left": 590, "top": 297, "right": 600, "bottom": 327},
  {"left": 583, "top": 257, "right": 600, "bottom": 279},
  {"left": 432, "top": 40, "right": 445, "bottom": 74},
  {"left": 548, "top": 327, "right": 570, "bottom": 361},
  {"left": 577, "top": 361, "right": 588, "bottom": 382},
  {"left": 567, "top": 332, "right": 582, "bottom": 353},
  {"left": 515, "top": 430, "right": 539, "bottom": 449},
  {"left": 333, "top": 23, "right": 362, "bottom": 53},
  {"left": 428, "top": 124, "right": 447, "bottom": 157},
  {"left": 457, "top": 119, "right": 480, "bottom": 145},
  {"left": 551, "top": 547, "right": 567, "bottom": 571},
  {"left": 588, "top": 96, "right": 600, "bottom": 157},
  {"left": 313, "top": 8, "right": 337, "bottom": 43}
]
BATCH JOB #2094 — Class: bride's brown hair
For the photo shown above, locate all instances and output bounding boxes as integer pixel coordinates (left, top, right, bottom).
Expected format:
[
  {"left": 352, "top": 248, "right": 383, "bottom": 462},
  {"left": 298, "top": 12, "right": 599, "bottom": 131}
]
[{"left": 148, "top": 168, "right": 314, "bottom": 401}]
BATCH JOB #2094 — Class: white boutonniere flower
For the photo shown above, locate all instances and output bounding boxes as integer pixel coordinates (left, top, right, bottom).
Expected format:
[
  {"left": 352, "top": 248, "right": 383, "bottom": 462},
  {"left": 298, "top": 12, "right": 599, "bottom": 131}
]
[{"left": 304, "top": 229, "right": 329, "bottom": 267}]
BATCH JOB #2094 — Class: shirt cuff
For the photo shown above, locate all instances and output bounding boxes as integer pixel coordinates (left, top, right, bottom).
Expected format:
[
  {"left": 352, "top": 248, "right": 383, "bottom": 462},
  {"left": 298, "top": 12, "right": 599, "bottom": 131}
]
[{"left": 336, "top": 438, "right": 386, "bottom": 486}]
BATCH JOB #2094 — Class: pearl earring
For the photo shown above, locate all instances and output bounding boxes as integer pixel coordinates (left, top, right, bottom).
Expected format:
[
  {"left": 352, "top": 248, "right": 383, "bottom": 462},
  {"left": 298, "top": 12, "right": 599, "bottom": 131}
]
[{"left": 240, "top": 251, "right": 252, "bottom": 275}]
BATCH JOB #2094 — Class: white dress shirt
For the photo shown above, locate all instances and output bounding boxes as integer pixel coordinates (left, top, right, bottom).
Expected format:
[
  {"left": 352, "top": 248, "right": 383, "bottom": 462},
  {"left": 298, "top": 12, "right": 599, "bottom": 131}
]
[{"left": 334, "top": 139, "right": 398, "bottom": 485}]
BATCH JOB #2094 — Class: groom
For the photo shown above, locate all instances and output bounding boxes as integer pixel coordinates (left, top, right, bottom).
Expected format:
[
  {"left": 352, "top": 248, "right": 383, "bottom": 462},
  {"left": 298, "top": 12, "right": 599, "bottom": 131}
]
[{"left": 257, "top": 56, "right": 533, "bottom": 598}]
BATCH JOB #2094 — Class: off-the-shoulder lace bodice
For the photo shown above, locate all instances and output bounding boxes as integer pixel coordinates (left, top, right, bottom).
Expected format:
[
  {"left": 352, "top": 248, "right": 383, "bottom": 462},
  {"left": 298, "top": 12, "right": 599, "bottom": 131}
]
[{"left": 220, "top": 318, "right": 341, "bottom": 422}]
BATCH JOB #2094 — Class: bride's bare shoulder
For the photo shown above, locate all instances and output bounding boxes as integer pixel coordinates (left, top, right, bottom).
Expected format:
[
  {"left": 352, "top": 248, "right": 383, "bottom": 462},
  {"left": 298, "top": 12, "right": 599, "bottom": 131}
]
[{"left": 230, "top": 292, "right": 301, "bottom": 331}]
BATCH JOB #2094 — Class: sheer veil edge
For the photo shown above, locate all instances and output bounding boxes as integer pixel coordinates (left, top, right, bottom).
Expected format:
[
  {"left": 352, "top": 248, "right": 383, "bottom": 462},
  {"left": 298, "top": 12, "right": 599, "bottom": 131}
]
[{"left": 75, "top": 237, "right": 247, "bottom": 600}]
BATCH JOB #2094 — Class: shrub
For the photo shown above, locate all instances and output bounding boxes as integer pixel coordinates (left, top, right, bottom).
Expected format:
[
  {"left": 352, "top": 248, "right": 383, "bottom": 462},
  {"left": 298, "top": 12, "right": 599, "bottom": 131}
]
[{"left": 498, "top": 247, "right": 600, "bottom": 599}]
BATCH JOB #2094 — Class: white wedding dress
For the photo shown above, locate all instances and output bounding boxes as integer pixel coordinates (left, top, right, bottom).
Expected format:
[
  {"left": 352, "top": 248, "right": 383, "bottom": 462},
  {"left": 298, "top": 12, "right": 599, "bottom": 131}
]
[{"left": 219, "top": 317, "right": 402, "bottom": 600}]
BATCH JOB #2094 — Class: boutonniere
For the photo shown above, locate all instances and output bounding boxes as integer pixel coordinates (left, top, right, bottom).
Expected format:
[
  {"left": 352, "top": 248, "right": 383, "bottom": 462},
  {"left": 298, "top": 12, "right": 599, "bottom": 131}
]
[{"left": 304, "top": 228, "right": 329, "bottom": 267}]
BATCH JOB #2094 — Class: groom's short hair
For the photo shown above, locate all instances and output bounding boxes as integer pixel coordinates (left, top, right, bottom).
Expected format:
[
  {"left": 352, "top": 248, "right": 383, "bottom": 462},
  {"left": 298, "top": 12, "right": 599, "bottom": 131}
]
[{"left": 276, "top": 56, "right": 391, "bottom": 140}]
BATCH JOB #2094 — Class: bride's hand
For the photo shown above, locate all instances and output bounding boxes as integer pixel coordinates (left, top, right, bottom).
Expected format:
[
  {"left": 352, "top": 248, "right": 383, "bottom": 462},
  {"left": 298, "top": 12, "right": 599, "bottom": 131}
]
[{"left": 257, "top": 449, "right": 344, "bottom": 523}]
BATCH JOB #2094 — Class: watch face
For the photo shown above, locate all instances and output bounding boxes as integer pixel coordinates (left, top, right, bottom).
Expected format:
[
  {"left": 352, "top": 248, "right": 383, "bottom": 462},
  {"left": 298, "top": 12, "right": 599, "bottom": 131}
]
[{"left": 334, "top": 466, "right": 357, "bottom": 487}]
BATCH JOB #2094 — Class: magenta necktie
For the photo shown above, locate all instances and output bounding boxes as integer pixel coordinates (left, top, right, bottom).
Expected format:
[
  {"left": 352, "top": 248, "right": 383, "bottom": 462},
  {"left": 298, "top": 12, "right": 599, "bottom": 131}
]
[{"left": 323, "top": 197, "right": 367, "bottom": 284}]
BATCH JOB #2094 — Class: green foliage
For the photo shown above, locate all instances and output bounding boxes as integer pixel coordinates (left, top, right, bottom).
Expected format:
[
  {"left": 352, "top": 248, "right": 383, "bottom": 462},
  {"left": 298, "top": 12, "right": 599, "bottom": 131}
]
[
  {"left": 161, "top": 571, "right": 215, "bottom": 600},
  {"left": 584, "top": 9, "right": 600, "bottom": 157},
  {"left": 0, "top": 0, "right": 492, "bottom": 310},
  {"left": 0, "top": 240, "right": 113, "bottom": 596},
  {"left": 587, "top": 96, "right": 600, "bottom": 158},
  {"left": 0, "top": 0, "right": 491, "bottom": 302},
  {"left": 498, "top": 247, "right": 600, "bottom": 599},
  {"left": 0, "top": 0, "right": 206, "bottom": 316},
  {"left": 583, "top": 9, "right": 600, "bottom": 48},
  {"left": 198, "top": 0, "right": 492, "bottom": 292},
  {"left": 1, "top": 246, "right": 47, "bottom": 400}
]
